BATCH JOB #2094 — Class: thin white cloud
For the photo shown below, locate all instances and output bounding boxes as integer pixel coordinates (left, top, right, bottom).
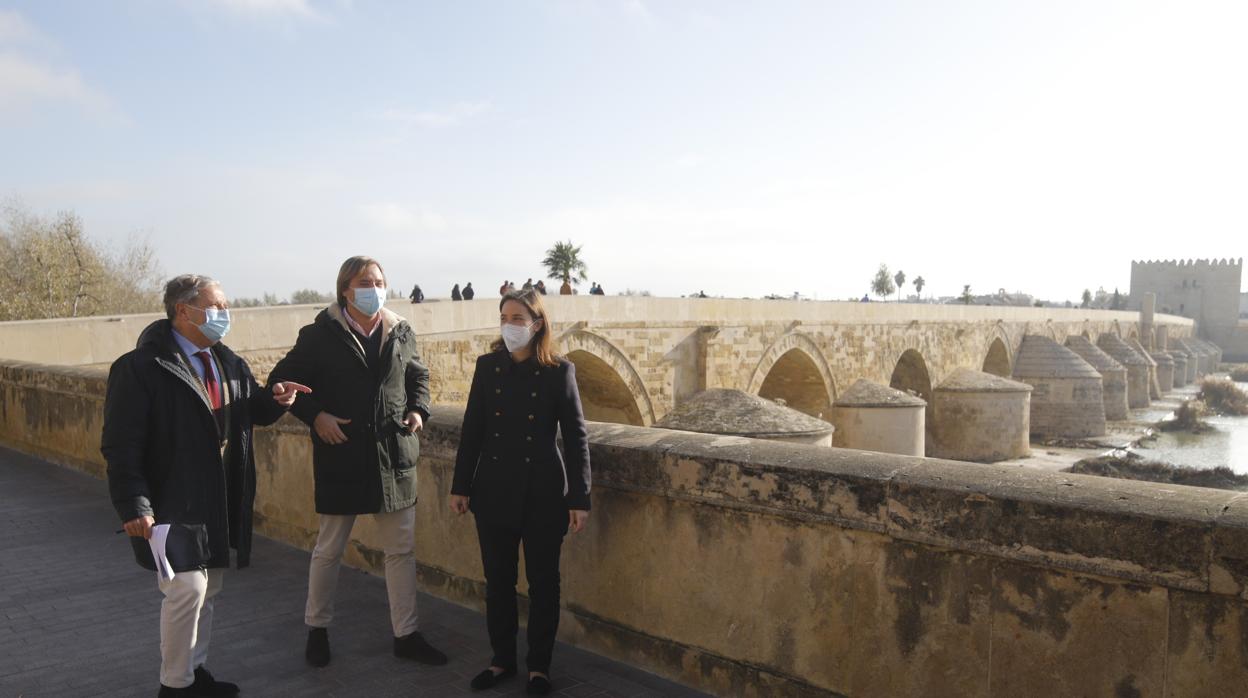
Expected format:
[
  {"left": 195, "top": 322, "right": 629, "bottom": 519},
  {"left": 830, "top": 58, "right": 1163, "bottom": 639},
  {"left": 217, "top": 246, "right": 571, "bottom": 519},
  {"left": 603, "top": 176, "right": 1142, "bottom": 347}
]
[
  {"left": 0, "top": 11, "right": 124, "bottom": 123},
  {"left": 377, "top": 101, "right": 492, "bottom": 129},
  {"left": 359, "top": 202, "right": 451, "bottom": 235},
  {"left": 203, "top": 0, "right": 324, "bottom": 21},
  {"left": 621, "top": 0, "right": 654, "bottom": 24},
  {"left": 0, "top": 10, "right": 37, "bottom": 44}
]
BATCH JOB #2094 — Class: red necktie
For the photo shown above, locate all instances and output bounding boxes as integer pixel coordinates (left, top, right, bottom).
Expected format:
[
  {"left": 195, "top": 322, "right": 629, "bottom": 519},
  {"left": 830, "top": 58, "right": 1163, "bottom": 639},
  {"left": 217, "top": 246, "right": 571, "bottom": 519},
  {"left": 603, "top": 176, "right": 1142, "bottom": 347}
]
[{"left": 194, "top": 351, "right": 222, "bottom": 410}]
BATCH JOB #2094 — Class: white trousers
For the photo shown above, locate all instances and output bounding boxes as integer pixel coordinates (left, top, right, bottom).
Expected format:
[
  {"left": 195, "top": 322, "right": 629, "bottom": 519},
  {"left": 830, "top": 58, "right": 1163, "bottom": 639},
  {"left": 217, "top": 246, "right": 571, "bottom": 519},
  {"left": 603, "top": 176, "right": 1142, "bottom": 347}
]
[
  {"left": 305, "top": 506, "right": 419, "bottom": 637},
  {"left": 158, "top": 567, "right": 223, "bottom": 689}
]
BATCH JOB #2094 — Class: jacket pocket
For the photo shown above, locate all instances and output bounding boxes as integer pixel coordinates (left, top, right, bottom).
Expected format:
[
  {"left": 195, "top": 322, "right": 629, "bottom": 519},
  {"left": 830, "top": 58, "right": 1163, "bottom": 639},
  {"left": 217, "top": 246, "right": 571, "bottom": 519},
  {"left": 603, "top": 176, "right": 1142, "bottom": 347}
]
[{"left": 389, "top": 423, "right": 420, "bottom": 470}]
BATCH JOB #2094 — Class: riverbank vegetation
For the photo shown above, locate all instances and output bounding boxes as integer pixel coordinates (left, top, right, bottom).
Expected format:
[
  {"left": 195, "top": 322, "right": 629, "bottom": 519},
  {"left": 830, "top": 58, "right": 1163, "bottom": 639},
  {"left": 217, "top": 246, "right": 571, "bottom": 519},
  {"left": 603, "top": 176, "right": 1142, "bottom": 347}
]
[
  {"left": 1066, "top": 452, "right": 1248, "bottom": 490},
  {"left": 1157, "top": 399, "right": 1214, "bottom": 433},
  {"left": 1198, "top": 377, "right": 1248, "bottom": 416}
]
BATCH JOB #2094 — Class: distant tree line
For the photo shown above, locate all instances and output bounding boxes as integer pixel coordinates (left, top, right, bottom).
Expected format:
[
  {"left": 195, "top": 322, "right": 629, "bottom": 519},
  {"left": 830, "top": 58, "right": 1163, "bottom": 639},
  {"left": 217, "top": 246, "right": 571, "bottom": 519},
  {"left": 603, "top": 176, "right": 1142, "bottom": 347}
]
[
  {"left": 0, "top": 203, "right": 163, "bottom": 321},
  {"left": 870, "top": 264, "right": 926, "bottom": 301}
]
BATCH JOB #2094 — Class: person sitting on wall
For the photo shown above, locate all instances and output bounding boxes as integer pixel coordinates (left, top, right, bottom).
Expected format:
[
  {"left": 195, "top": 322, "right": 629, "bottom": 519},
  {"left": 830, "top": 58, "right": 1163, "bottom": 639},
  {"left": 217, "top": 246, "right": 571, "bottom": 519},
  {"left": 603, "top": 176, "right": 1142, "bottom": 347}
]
[{"left": 463, "top": 282, "right": 475, "bottom": 300}]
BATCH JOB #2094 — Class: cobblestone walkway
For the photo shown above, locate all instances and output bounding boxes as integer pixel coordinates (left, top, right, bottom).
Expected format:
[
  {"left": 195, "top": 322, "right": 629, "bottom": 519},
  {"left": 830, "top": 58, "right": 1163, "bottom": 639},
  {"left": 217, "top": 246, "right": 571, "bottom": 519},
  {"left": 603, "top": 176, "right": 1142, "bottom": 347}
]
[{"left": 0, "top": 447, "right": 707, "bottom": 697}]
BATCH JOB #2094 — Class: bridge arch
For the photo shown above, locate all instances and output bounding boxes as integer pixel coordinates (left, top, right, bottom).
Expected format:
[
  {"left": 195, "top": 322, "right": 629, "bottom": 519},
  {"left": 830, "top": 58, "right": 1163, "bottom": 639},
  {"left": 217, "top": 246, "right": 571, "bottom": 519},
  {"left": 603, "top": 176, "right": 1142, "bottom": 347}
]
[
  {"left": 747, "top": 332, "right": 836, "bottom": 420},
  {"left": 560, "top": 330, "right": 656, "bottom": 426},
  {"left": 890, "top": 348, "right": 932, "bottom": 404},
  {"left": 982, "top": 336, "right": 1012, "bottom": 377}
]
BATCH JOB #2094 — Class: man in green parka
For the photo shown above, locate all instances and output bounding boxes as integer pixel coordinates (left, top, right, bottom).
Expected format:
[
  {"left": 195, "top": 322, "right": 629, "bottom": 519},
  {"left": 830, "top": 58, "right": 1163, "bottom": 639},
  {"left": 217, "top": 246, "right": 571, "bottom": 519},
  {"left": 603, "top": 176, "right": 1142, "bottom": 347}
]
[{"left": 268, "top": 255, "right": 447, "bottom": 668}]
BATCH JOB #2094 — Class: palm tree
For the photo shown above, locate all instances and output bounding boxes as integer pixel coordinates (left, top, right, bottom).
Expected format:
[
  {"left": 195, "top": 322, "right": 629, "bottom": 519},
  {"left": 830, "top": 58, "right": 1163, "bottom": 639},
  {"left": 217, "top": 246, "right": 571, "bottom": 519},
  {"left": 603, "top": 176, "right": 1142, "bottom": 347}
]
[
  {"left": 542, "top": 240, "right": 588, "bottom": 293},
  {"left": 960, "top": 284, "right": 973, "bottom": 305},
  {"left": 893, "top": 270, "right": 906, "bottom": 302},
  {"left": 913, "top": 275, "right": 925, "bottom": 300}
]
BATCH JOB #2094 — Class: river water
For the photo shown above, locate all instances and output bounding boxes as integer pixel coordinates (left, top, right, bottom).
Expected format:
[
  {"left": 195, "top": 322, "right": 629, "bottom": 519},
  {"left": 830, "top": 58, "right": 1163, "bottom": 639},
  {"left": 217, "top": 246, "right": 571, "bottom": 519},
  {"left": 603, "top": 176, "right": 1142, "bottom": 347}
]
[{"left": 1133, "top": 380, "right": 1248, "bottom": 475}]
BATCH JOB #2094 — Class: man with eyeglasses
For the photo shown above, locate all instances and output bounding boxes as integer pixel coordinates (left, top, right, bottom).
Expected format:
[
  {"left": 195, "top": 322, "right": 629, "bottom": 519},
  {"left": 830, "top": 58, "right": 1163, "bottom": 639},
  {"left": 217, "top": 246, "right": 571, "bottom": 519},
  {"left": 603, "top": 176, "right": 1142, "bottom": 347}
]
[{"left": 102, "top": 274, "right": 309, "bottom": 697}]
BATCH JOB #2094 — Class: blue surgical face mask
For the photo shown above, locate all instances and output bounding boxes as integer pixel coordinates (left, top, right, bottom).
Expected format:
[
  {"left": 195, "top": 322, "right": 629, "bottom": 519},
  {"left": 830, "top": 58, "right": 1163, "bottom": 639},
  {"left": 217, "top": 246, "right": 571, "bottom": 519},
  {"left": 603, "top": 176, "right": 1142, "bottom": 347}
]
[
  {"left": 190, "top": 306, "right": 231, "bottom": 343},
  {"left": 350, "top": 285, "right": 386, "bottom": 316}
]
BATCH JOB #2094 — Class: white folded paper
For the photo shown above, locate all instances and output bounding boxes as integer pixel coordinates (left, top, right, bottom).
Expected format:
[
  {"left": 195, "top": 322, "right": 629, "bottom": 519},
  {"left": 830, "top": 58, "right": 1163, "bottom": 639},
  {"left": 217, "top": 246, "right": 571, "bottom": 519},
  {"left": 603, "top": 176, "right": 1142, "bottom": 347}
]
[{"left": 148, "top": 524, "right": 175, "bottom": 582}]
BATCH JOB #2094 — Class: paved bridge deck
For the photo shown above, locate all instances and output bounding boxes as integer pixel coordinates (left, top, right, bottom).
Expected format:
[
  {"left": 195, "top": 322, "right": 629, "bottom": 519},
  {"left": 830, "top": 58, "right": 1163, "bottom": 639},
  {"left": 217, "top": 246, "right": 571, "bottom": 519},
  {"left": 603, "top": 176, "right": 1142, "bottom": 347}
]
[{"left": 0, "top": 447, "right": 704, "bottom": 698}]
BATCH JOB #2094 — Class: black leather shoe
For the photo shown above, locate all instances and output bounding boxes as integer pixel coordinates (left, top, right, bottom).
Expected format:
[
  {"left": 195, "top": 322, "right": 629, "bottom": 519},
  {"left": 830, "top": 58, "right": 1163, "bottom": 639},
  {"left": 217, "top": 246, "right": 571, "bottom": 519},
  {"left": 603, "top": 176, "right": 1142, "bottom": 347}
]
[
  {"left": 470, "top": 667, "right": 516, "bottom": 690},
  {"left": 191, "top": 667, "right": 239, "bottom": 696},
  {"left": 393, "top": 630, "right": 448, "bottom": 665},
  {"left": 526, "top": 675, "right": 553, "bottom": 695},
  {"left": 306, "top": 626, "right": 331, "bottom": 667},
  {"left": 157, "top": 686, "right": 191, "bottom": 697}
]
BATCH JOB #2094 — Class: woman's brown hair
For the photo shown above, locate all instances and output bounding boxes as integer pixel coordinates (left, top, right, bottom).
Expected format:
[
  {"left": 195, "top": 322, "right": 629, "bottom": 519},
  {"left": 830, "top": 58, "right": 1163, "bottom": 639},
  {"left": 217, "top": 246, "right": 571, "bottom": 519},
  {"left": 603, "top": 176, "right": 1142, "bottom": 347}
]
[{"left": 492, "top": 289, "right": 561, "bottom": 367}]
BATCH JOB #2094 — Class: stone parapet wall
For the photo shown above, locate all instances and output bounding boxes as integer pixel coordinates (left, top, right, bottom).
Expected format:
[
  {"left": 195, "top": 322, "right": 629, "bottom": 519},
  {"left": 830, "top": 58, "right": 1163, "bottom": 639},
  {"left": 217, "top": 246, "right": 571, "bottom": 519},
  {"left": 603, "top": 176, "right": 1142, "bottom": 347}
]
[{"left": 3, "top": 359, "right": 1246, "bottom": 697}]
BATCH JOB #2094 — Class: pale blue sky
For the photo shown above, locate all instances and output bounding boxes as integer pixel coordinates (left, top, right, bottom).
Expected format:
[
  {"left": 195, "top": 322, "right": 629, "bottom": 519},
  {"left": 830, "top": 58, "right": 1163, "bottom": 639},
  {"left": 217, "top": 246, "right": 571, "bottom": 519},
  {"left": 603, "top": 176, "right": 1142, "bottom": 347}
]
[{"left": 1, "top": 0, "right": 1245, "bottom": 302}]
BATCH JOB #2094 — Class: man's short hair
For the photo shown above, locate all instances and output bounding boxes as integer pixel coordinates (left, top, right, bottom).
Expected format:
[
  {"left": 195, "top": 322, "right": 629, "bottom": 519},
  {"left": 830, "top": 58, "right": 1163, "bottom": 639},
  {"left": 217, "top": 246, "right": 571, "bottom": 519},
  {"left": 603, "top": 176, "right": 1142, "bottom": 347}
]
[
  {"left": 163, "top": 274, "right": 219, "bottom": 319},
  {"left": 336, "top": 256, "right": 386, "bottom": 305}
]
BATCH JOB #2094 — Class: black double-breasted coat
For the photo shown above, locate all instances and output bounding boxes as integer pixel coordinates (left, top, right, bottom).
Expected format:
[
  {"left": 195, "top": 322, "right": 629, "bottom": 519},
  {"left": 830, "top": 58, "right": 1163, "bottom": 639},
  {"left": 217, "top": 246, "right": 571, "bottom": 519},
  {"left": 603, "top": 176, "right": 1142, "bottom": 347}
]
[
  {"left": 101, "top": 320, "right": 286, "bottom": 572},
  {"left": 267, "top": 303, "right": 431, "bottom": 515},
  {"left": 452, "top": 350, "right": 592, "bottom": 527}
]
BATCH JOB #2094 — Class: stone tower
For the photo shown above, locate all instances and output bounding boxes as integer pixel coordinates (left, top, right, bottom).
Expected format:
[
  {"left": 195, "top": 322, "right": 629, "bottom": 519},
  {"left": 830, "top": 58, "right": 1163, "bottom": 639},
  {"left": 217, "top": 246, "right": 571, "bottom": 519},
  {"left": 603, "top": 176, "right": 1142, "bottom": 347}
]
[{"left": 1129, "top": 258, "right": 1246, "bottom": 360}]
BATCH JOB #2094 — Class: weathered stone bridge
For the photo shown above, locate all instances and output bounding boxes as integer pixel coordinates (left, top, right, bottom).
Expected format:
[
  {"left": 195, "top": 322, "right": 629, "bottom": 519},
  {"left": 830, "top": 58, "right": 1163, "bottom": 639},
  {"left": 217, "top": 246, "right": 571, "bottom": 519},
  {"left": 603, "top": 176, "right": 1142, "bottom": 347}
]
[
  {"left": 6, "top": 298, "right": 1245, "bottom": 698},
  {"left": 0, "top": 297, "right": 1193, "bottom": 428}
]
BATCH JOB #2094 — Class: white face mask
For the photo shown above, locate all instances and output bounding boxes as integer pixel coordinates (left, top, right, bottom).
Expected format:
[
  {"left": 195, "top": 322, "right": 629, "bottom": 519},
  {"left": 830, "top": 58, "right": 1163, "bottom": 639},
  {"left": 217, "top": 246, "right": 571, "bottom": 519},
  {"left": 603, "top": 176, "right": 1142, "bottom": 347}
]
[{"left": 501, "top": 321, "right": 537, "bottom": 353}]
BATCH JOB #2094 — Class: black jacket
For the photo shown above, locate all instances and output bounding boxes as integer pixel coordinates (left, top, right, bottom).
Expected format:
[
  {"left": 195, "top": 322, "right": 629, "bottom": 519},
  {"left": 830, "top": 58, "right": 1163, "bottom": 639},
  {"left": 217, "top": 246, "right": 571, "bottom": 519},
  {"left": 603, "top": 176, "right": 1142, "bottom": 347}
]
[
  {"left": 268, "top": 304, "right": 431, "bottom": 515},
  {"left": 101, "top": 320, "right": 286, "bottom": 572},
  {"left": 452, "top": 350, "right": 592, "bottom": 527}
]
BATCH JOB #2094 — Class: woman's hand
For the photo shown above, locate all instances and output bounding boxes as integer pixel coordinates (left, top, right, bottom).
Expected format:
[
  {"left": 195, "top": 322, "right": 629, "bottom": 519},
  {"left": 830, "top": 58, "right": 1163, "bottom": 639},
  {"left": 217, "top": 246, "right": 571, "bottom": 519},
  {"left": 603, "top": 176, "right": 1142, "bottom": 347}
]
[
  {"left": 449, "top": 494, "right": 470, "bottom": 515},
  {"left": 314, "top": 411, "right": 352, "bottom": 444},
  {"left": 569, "top": 509, "right": 589, "bottom": 534}
]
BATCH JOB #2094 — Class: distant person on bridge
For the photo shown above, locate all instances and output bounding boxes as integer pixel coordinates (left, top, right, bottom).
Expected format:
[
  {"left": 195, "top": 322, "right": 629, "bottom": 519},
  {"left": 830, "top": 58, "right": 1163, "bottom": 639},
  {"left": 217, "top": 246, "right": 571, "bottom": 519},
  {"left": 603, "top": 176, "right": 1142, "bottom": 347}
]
[
  {"left": 451, "top": 283, "right": 462, "bottom": 301},
  {"left": 102, "top": 274, "right": 309, "bottom": 697},
  {"left": 534, "top": 280, "right": 547, "bottom": 295},
  {"left": 409, "top": 284, "right": 424, "bottom": 304},
  {"left": 450, "top": 289, "right": 592, "bottom": 696},
  {"left": 267, "top": 256, "right": 447, "bottom": 671},
  {"left": 523, "top": 278, "right": 534, "bottom": 291},
  {"left": 463, "top": 282, "right": 475, "bottom": 300},
  {"left": 499, "top": 280, "right": 509, "bottom": 296}
]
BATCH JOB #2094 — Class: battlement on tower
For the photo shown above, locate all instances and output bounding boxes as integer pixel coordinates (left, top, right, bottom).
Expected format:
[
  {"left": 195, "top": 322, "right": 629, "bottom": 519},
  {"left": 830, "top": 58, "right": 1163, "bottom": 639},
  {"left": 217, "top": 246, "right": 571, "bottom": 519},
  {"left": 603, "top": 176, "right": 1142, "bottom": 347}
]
[{"left": 1131, "top": 258, "right": 1243, "bottom": 270}]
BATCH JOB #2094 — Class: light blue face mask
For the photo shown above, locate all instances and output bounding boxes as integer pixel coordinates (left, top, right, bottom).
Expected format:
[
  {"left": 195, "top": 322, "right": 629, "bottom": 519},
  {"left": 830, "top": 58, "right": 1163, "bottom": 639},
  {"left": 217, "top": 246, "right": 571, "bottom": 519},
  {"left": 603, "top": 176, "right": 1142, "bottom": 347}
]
[
  {"left": 191, "top": 306, "right": 231, "bottom": 343},
  {"left": 350, "top": 285, "right": 386, "bottom": 316}
]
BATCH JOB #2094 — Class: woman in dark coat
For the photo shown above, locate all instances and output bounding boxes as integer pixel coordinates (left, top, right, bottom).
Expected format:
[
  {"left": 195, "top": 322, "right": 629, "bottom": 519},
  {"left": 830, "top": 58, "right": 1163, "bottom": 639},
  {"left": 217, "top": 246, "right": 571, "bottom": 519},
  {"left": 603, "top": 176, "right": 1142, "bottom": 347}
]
[
  {"left": 268, "top": 256, "right": 446, "bottom": 669},
  {"left": 450, "top": 289, "right": 592, "bottom": 696}
]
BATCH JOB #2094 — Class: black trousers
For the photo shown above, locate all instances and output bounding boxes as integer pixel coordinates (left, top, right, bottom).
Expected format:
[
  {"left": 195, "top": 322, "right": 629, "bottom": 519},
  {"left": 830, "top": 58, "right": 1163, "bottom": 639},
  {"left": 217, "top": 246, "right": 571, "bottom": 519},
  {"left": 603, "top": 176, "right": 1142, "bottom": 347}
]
[{"left": 474, "top": 513, "right": 567, "bottom": 674}]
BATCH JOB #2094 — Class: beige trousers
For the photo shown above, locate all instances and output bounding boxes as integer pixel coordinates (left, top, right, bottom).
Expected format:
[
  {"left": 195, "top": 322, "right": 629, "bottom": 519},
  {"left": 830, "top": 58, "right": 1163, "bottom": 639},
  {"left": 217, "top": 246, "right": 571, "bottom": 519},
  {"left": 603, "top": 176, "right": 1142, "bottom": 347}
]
[
  {"left": 304, "top": 506, "right": 419, "bottom": 637},
  {"left": 158, "top": 567, "right": 224, "bottom": 689}
]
